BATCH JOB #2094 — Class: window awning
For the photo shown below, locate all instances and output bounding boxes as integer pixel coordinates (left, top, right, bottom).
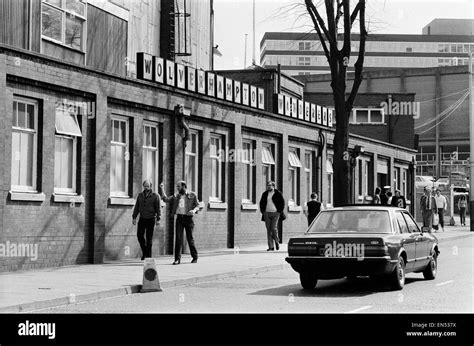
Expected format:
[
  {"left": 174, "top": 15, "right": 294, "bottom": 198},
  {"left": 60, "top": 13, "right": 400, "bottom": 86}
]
[
  {"left": 288, "top": 151, "right": 302, "bottom": 168},
  {"left": 326, "top": 159, "right": 333, "bottom": 174},
  {"left": 55, "top": 108, "right": 82, "bottom": 137},
  {"left": 262, "top": 147, "right": 275, "bottom": 165}
]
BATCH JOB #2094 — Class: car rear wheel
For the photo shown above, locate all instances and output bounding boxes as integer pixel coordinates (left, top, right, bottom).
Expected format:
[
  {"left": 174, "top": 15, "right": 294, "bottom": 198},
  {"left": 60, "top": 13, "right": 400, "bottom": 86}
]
[
  {"left": 299, "top": 272, "right": 318, "bottom": 290},
  {"left": 423, "top": 250, "right": 437, "bottom": 280},
  {"left": 389, "top": 256, "right": 405, "bottom": 290}
]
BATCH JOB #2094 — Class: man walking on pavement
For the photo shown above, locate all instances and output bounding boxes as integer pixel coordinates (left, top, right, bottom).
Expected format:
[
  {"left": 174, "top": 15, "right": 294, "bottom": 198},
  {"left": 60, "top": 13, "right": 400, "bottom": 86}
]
[
  {"left": 259, "top": 181, "right": 285, "bottom": 251},
  {"left": 303, "top": 193, "right": 323, "bottom": 226},
  {"left": 434, "top": 189, "right": 448, "bottom": 232},
  {"left": 159, "top": 181, "right": 199, "bottom": 265},
  {"left": 132, "top": 180, "right": 161, "bottom": 260},
  {"left": 420, "top": 188, "right": 438, "bottom": 232}
]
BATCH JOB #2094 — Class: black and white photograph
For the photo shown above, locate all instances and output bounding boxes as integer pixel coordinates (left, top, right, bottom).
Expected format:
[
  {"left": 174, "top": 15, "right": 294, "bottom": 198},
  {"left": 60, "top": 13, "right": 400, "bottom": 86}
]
[{"left": 0, "top": 0, "right": 473, "bottom": 344}]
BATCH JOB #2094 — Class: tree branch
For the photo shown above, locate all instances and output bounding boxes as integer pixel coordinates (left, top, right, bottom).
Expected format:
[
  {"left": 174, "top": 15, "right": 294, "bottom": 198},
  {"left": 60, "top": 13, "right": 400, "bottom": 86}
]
[
  {"left": 342, "top": 0, "right": 351, "bottom": 56},
  {"left": 305, "top": 0, "right": 339, "bottom": 53},
  {"left": 304, "top": 0, "right": 331, "bottom": 62},
  {"left": 350, "top": 2, "right": 361, "bottom": 25},
  {"left": 346, "top": 0, "right": 367, "bottom": 112}
]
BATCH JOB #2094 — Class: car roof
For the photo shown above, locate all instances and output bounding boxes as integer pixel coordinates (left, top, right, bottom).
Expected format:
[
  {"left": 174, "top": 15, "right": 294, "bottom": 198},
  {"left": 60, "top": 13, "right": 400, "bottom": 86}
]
[{"left": 324, "top": 205, "right": 405, "bottom": 212}]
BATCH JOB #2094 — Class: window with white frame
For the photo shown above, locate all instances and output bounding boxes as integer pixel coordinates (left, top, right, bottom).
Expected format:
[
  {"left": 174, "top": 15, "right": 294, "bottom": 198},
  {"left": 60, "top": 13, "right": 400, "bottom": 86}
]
[
  {"left": 358, "top": 159, "right": 363, "bottom": 197},
  {"left": 402, "top": 168, "right": 407, "bottom": 197},
  {"left": 288, "top": 149, "right": 302, "bottom": 206},
  {"left": 42, "top": 0, "right": 87, "bottom": 51},
  {"left": 110, "top": 116, "right": 129, "bottom": 197},
  {"left": 298, "top": 41, "right": 311, "bottom": 51},
  {"left": 54, "top": 102, "right": 82, "bottom": 193},
  {"left": 11, "top": 98, "right": 38, "bottom": 192},
  {"left": 210, "top": 134, "right": 224, "bottom": 201},
  {"left": 242, "top": 140, "right": 255, "bottom": 203},
  {"left": 185, "top": 131, "right": 199, "bottom": 194},
  {"left": 364, "top": 160, "right": 369, "bottom": 197},
  {"left": 327, "top": 158, "right": 333, "bottom": 206},
  {"left": 142, "top": 123, "right": 159, "bottom": 190},
  {"left": 298, "top": 56, "right": 311, "bottom": 66},
  {"left": 350, "top": 108, "right": 384, "bottom": 124},
  {"left": 394, "top": 167, "right": 400, "bottom": 191},
  {"left": 304, "top": 151, "right": 312, "bottom": 198},
  {"left": 262, "top": 143, "right": 275, "bottom": 186}
]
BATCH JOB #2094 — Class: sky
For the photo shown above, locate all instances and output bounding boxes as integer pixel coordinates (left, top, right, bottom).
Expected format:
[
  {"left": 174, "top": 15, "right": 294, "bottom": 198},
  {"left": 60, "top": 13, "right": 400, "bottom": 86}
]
[{"left": 213, "top": 0, "right": 474, "bottom": 70}]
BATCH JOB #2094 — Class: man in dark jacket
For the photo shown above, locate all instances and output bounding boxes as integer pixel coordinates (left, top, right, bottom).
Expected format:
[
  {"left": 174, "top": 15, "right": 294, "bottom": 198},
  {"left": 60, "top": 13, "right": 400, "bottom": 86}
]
[
  {"left": 132, "top": 180, "right": 161, "bottom": 260},
  {"left": 259, "top": 181, "right": 285, "bottom": 251},
  {"left": 391, "top": 190, "right": 407, "bottom": 209},
  {"left": 304, "top": 193, "right": 323, "bottom": 226},
  {"left": 159, "top": 180, "right": 200, "bottom": 265}
]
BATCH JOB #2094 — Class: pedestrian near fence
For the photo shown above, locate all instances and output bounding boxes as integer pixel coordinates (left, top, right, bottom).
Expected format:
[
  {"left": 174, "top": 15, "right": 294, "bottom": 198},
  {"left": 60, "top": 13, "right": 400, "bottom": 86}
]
[
  {"left": 159, "top": 181, "right": 199, "bottom": 265},
  {"left": 303, "top": 193, "right": 323, "bottom": 226},
  {"left": 420, "top": 188, "right": 438, "bottom": 232},
  {"left": 458, "top": 195, "right": 467, "bottom": 226},
  {"left": 434, "top": 189, "right": 447, "bottom": 232},
  {"left": 132, "top": 180, "right": 161, "bottom": 260},
  {"left": 259, "top": 181, "right": 285, "bottom": 251}
]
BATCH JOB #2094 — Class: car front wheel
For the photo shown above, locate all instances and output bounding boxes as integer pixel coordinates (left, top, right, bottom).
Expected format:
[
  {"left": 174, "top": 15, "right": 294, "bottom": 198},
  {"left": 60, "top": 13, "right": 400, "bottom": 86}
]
[
  {"left": 299, "top": 272, "right": 318, "bottom": 290},
  {"left": 389, "top": 256, "right": 406, "bottom": 290},
  {"left": 423, "top": 250, "right": 437, "bottom": 280}
]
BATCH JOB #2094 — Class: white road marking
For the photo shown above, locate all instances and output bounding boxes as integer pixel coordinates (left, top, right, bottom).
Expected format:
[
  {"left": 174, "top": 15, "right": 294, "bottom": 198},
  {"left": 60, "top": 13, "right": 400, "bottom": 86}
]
[
  {"left": 345, "top": 305, "right": 372, "bottom": 313},
  {"left": 436, "top": 280, "right": 454, "bottom": 286}
]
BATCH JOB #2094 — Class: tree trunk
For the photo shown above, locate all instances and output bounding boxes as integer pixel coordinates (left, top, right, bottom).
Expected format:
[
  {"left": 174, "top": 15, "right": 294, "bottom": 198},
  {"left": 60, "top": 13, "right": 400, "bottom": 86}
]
[{"left": 332, "top": 82, "right": 351, "bottom": 207}]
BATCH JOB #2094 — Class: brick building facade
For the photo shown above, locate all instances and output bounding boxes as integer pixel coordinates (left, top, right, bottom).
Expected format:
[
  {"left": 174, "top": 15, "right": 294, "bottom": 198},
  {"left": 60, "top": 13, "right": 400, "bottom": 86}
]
[{"left": 0, "top": 1, "right": 416, "bottom": 272}]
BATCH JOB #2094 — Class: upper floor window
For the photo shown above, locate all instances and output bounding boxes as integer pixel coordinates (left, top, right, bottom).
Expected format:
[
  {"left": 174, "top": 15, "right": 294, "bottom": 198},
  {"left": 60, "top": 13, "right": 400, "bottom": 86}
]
[
  {"left": 298, "top": 42, "right": 311, "bottom": 51},
  {"left": 42, "top": 0, "right": 87, "bottom": 51},
  {"left": 298, "top": 57, "right": 311, "bottom": 66},
  {"left": 11, "top": 98, "right": 39, "bottom": 192},
  {"left": 350, "top": 108, "right": 384, "bottom": 124}
]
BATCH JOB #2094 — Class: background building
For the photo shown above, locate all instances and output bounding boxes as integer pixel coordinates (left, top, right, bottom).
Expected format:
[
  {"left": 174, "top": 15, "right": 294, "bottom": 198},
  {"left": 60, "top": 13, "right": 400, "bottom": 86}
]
[
  {"left": 260, "top": 19, "right": 474, "bottom": 76},
  {"left": 297, "top": 65, "right": 470, "bottom": 179}
]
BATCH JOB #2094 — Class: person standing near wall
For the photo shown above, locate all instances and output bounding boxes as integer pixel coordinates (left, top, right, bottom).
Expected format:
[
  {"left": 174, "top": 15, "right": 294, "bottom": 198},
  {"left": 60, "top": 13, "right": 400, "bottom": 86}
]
[
  {"left": 458, "top": 195, "right": 467, "bottom": 226},
  {"left": 303, "top": 193, "right": 323, "bottom": 226},
  {"left": 259, "top": 181, "right": 285, "bottom": 251},
  {"left": 420, "top": 188, "right": 438, "bottom": 232},
  {"left": 373, "top": 187, "right": 382, "bottom": 205},
  {"left": 132, "top": 180, "right": 161, "bottom": 260},
  {"left": 434, "top": 189, "right": 448, "bottom": 232},
  {"left": 159, "top": 181, "right": 199, "bottom": 265},
  {"left": 391, "top": 190, "right": 407, "bottom": 209}
]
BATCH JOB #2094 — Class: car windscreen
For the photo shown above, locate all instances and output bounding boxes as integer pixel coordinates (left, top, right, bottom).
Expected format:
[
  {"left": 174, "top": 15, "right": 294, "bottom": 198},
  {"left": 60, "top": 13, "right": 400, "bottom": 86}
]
[{"left": 307, "top": 210, "right": 392, "bottom": 233}]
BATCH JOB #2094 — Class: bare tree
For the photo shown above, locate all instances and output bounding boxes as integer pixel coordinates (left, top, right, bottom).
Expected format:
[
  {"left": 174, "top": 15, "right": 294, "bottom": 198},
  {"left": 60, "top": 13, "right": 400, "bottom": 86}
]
[{"left": 304, "top": 0, "right": 367, "bottom": 206}]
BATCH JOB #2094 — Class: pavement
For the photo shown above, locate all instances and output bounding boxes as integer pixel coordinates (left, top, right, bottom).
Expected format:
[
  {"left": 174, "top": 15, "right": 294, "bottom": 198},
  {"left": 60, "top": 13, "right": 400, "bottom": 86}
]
[{"left": 0, "top": 224, "right": 472, "bottom": 313}]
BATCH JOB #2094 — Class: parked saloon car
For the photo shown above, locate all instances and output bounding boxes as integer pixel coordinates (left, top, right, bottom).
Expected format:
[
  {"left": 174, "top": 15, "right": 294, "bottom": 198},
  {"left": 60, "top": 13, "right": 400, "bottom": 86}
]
[{"left": 286, "top": 206, "right": 440, "bottom": 291}]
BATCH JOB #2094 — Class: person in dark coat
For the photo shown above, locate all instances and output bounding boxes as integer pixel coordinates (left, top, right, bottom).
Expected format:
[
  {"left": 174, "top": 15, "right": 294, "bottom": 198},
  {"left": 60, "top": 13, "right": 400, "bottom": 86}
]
[
  {"left": 132, "top": 180, "right": 161, "bottom": 260},
  {"left": 304, "top": 192, "right": 323, "bottom": 226},
  {"left": 391, "top": 190, "right": 407, "bottom": 208},
  {"left": 420, "top": 188, "right": 438, "bottom": 232},
  {"left": 259, "top": 181, "right": 285, "bottom": 251}
]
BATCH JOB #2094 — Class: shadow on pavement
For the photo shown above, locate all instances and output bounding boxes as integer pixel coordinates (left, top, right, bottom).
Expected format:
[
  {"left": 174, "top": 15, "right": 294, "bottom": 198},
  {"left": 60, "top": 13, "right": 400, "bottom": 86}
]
[{"left": 249, "top": 276, "right": 428, "bottom": 298}]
